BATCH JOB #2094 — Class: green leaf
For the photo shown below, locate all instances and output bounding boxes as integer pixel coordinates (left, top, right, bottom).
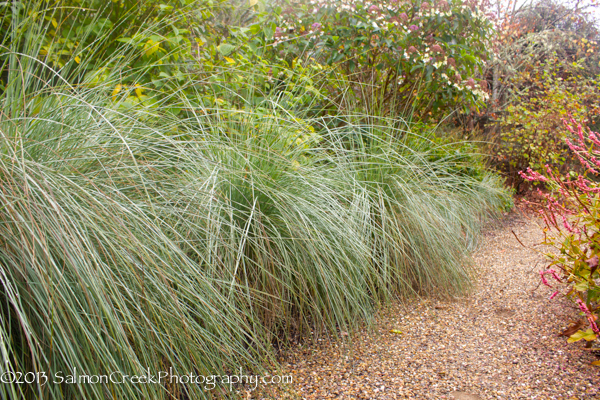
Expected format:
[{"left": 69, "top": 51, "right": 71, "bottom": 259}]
[
  {"left": 117, "top": 37, "right": 137, "bottom": 45},
  {"left": 217, "top": 43, "right": 235, "bottom": 56},
  {"left": 587, "top": 288, "right": 600, "bottom": 302},
  {"left": 248, "top": 24, "right": 261, "bottom": 36},
  {"left": 264, "top": 22, "right": 276, "bottom": 40}
]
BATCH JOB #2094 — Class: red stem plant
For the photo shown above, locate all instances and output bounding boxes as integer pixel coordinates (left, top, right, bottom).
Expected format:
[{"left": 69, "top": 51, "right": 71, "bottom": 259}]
[{"left": 520, "top": 117, "right": 600, "bottom": 344}]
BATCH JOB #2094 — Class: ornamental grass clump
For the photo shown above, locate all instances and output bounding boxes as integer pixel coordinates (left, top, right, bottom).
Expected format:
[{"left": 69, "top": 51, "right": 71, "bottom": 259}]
[
  {"left": 0, "top": 70, "right": 509, "bottom": 399},
  {"left": 520, "top": 117, "right": 600, "bottom": 347},
  {"left": 0, "top": 2, "right": 510, "bottom": 398}
]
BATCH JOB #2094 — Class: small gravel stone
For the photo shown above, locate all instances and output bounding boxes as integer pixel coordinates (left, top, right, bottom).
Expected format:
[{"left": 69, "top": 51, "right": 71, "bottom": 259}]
[
  {"left": 255, "top": 207, "right": 600, "bottom": 399},
  {"left": 450, "top": 392, "right": 483, "bottom": 400}
]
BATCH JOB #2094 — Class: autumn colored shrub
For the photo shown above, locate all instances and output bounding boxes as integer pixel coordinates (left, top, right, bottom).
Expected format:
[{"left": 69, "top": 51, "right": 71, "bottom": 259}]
[
  {"left": 520, "top": 117, "right": 600, "bottom": 348},
  {"left": 481, "top": 0, "right": 600, "bottom": 188},
  {"left": 495, "top": 58, "right": 600, "bottom": 187}
]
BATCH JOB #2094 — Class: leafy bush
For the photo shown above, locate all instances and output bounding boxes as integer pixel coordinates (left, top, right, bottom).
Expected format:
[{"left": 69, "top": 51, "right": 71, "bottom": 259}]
[
  {"left": 495, "top": 57, "right": 600, "bottom": 187},
  {"left": 481, "top": 0, "right": 600, "bottom": 188},
  {"left": 520, "top": 118, "right": 600, "bottom": 348},
  {"left": 250, "top": 0, "right": 492, "bottom": 120},
  {"left": 0, "top": 0, "right": 196, "bottom": 86}
]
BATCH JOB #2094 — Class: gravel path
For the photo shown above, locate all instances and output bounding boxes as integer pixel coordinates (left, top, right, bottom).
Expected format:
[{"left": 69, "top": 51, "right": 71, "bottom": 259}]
[{"left": 255, "top": 209, "right": 600, "bottom": 399}]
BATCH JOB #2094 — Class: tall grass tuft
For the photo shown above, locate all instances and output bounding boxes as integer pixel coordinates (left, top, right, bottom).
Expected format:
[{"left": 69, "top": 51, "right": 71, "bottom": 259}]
[{"left": 0, "top": 2, "right": 510, "bottom": 398}]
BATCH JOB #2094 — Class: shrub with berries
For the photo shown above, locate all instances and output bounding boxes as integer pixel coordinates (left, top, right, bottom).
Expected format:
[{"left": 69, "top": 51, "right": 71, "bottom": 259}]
[{"left": 267, "top": 0, "right": 492, "bottom": 120}]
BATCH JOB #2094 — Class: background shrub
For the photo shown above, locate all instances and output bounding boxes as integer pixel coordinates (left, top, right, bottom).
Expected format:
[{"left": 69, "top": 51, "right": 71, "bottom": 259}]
[
  {"left": 258, "top": 0, "right": 492, "bottom": 120},
  {"left": 479, "top": 0, "right": 600, "bottom": 189}
]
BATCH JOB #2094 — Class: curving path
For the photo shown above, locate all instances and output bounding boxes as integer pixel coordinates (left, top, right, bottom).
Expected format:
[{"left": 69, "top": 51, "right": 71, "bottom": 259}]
[{"left": 255, "top": 209, "right": 600, "bottom": 399}]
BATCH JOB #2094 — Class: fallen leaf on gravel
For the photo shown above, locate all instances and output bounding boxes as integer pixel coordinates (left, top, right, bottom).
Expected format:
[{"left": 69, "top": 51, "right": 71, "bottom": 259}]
[
  {"left": 567, "top": 328, "right": 597, "bottom": 343},
  {"left": 560, "top": 319, "right": 584, "bottom": 337},
  {"left": 389, "top": 329, "right": 402, "bottom": 334}
]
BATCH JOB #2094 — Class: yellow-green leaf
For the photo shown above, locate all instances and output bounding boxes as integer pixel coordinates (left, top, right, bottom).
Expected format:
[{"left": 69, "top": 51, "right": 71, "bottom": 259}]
[
  {"left": 224, "top": 56, "right": 235, "bottom": 64},
  {"left": 575, "top": 281, "right": 590, "bottom": 292},
  {"left": 389, "top": 329, "right": 402, "bottom": 335},
  {"left": 144, "top": 39, "right": 160, "bottom": 57},
  {"left": 248, "top": 0, "right": 258, "bottom": 6},
  {"left": 568, "top": 328, "right": 597, "bottom": 343},
  {"left": 51, "top": 18, "right": 57, "bottom": 28},
  {"left": 111, "top": 84, "right": 122, "bottom": 101},
  {"left": 74, "top": 56, "right": 81, "bottom": 64}
]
